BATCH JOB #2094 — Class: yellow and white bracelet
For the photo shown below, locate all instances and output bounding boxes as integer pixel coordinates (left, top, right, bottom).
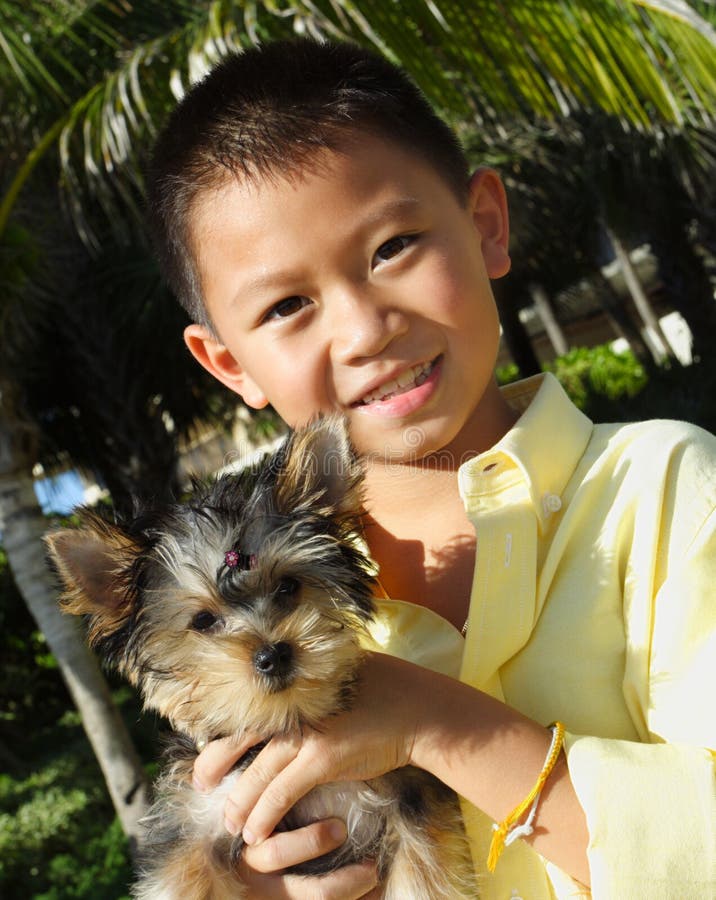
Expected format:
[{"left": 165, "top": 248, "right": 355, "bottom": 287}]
[{"left": 487, "top": 721, "right": 566, "bottom": 872}]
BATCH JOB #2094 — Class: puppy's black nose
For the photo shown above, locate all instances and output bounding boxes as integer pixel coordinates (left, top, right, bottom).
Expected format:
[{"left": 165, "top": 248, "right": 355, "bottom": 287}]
[{"left": 253, "top": 642, "right": 293, "bottom": 678}]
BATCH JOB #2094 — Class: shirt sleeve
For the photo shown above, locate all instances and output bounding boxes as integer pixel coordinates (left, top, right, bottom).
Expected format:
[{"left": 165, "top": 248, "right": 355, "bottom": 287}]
[{"left": 564, "top": 503, "right": 716, "bottom": 899}]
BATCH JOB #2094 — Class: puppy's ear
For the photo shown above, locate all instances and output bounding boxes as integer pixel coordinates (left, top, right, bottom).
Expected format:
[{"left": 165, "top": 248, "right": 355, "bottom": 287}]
[
  {"left": 275, "top": 415, "right": 363, "bottom": 517},
  {"left": 45, "top": 512, "right": 140, "bottom": 645}
]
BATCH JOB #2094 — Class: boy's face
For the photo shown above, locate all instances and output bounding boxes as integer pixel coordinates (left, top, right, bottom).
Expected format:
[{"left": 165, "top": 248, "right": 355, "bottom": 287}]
[{"left": 185, "top": 135, "right": 512, "bottom": 463}]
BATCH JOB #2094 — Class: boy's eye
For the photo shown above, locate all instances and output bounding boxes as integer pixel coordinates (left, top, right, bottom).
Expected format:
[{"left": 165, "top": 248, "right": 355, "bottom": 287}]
[
  {"left": 263, "top": 295, "right": 310, "bottom": 322},
  {"left": 373, "top": 235, "right": 412, "bottom": 265}
]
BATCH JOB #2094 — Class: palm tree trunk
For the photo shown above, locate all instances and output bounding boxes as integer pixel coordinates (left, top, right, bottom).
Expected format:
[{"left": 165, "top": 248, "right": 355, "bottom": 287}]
[
  {"left": 593, "top": 273, "right": 655, "bottom": 369},
  {"left": 529, "top": 282, "right": 569, "bottom": 357},
  {"left": 0, "top": 412, "right": 150, "bottom": 853},
  {"left": 603, "top": 225, "right": 677, "bottom": 363}
]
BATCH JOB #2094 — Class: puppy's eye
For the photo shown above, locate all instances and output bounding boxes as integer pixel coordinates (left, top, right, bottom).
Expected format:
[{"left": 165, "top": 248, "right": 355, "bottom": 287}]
[
  {"left": 276, "top": 577, "right": 299, "bottom": 598},
  {"left": 191, "top": 610, "right": 219, "bottom": 631}
]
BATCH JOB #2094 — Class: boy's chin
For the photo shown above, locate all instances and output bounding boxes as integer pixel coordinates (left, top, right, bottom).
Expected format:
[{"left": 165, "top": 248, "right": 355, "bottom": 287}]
[{"left": 347, "top": 420, "right": 452, "bottom": 468}]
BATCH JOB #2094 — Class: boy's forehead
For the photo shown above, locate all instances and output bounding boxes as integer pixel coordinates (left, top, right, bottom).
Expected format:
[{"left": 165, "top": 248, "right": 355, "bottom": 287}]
[
  {"left": 188, "top": 135, "right": 456, "bottom": 249},
  {"left": 192, "top": 161, "right": 430, "bottom": 307},
  {"left": 189, "top": 137, "right": 357, "bottom": 219}
]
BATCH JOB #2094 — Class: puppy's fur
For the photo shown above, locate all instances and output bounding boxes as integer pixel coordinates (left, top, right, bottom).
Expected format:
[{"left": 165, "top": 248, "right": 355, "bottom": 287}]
[{"left": 46, "top": 418, "right": 475, "bottom": 899}]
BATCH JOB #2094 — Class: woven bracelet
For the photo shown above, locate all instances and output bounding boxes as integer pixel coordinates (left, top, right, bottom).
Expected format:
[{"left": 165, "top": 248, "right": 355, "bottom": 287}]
[{"left": 487, "top": 721, "right": 566, "bottom": 873}]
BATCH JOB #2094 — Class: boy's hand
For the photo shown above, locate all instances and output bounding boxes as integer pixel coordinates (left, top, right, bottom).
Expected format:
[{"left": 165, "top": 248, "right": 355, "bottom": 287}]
[
  {"left": 239, "top": 826, "right": 379, "bottom": 898},
  {"left": 194, "top": 649, "right": 592, "bottom": 889},
  {"left": 193, "top": 651, "right": 422, "bottom": 859},
  {"left": 194, "top": 739, "right": 380, "bottom": 896},
  {"left": 198, "top": 653, "right": 419, "bottom": 846}
]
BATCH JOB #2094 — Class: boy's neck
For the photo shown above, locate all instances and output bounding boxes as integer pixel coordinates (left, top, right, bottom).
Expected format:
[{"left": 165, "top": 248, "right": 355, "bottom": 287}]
[
  {"left": 361, "top": 462, "right": 477, "bottom": 627},
  {"left": 358, "top": 383, "right": 520, "bottom": 623},
  {"left": 366, "top": 377, "right": 520, "bottom": 482}
]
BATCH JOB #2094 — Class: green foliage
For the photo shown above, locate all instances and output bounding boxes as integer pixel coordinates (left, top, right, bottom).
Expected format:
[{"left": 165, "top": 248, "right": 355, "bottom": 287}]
[
  {"left": 545, "top": 344, "right": 648, "bottom": 411},
  {"left": 496, "top": 362, "right": 521, "bottom": 386},
  {"left": 0, "top": 757, "right": 132, "bottom": 899},
  {"left": 4, "top": 1, "right": 716, "bottom": 249},
  {"left": 0, "top": 223, "right": 39, "bottom": 293},
  {"left": 500, "top": 341, "right": 716, "bottom": 435},
  {"left": 498, "top": 343, "right": 649, "bottom": 411},
  {"left": 0, "top": 549, "right": 154, "bottom": 899},
  {"left": 592, "top": 357, "right": 716, "bottom": 433},
  {"left": 38, "top": 819, "right": 131, "bottom": 900}
]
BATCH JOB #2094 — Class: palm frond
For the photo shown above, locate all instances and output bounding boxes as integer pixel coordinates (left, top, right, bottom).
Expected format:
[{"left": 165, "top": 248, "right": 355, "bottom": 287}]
[
  {"left": 4, "top": 1, "right": 716, "bottom": 245},
  {"left": 59, "top": 1, "right": 716, "bottom": 174},
  {"left": 0, "top": 2, "right": 67, "bottom": 101},
  {"left": 0, "top": 0, "right": 127, "bottom": 104}
]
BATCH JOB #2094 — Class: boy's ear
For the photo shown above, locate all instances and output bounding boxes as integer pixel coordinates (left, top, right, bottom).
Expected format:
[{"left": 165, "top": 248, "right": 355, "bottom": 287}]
[
  {"left": 467, "top": 167, "right": 511, "bottom": 279},
  {"left": 183, "top": 324, "right": 269, "bottom": 410}
]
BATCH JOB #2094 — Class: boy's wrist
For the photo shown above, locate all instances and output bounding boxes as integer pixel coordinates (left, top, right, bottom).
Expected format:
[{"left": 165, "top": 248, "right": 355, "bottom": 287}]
[
  {"left": 407, "top": 672, "right": 548, "bottom": 800},
  {"left": 407, "top": 667, "right": 483, "bottom": 775}
]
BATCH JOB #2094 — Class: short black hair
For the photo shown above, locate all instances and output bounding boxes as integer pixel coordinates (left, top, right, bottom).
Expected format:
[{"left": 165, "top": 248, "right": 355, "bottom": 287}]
[{"left": 146, "top": 38, "right": 470, "bottom": 325}]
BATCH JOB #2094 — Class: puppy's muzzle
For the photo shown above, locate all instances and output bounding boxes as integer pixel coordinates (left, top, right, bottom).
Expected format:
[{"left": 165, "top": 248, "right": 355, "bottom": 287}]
[{"left": 253, "top": 641, "right": 293, "bottom": 680}]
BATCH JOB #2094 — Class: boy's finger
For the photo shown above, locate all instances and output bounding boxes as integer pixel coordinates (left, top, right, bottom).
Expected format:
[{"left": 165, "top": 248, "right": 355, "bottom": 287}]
[
  {"left": 242, "top": 754, "right": 321, "bottom": 845},
  {"left": 224, "top": 732, "right": 302, "bottom": 835},
  {"left": 242, "top": 818, "right": 347, "bottom": 873},
  {"left": 192, "top": 733, "right": 261, "bottom": 791},
  {"left": 282, "top": 861, "right": 379, "bottom": 899}
]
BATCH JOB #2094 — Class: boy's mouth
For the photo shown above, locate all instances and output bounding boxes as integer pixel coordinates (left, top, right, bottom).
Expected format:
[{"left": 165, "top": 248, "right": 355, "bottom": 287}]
[{"left": 354, "top": 358, "right": 438, "bottom": 407}]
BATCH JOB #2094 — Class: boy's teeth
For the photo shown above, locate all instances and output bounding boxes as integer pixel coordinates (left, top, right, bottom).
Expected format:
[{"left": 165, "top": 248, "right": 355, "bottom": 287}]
[{"left": 360, "top": 360, "right": 433, "bottom": 405}]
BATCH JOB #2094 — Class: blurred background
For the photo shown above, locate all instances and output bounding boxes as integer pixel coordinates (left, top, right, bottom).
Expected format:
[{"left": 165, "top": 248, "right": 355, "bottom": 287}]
[{"left": 1, "top": 2, "right": 715, "bottom": 896}]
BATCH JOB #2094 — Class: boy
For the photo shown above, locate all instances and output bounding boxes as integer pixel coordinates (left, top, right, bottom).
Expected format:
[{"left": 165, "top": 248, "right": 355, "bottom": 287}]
[{"left": 147, "top": 39, "right": 716, "bottom": 899}]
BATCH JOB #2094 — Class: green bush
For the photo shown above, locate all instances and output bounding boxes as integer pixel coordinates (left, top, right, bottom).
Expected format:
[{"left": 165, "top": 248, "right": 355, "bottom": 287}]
[
  {"left": 0, "top": 550, "right": 152, "bottom": 899},
  {"left": 544, "top": 344, "right": 648, "bottom": 411},
  {"left": 547, "top": 345, "right": 716, "bottom": 433},
  {"left": 0, "top": 746, "right": 133, "bottom": 898},
  {"left": 36, "top": 819, "right": 131, "bottom": 900},
  {"left": 500, "top": 342, "right": 716, "bottom": 434},
  {"left": 496, "top": 361, "right": 521, "bottom": 386}
]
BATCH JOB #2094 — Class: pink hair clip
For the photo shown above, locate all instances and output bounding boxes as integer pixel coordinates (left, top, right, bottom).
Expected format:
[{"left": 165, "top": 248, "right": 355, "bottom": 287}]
[
  {"left": 224, "top": 550, "right": 240, "bottom": 568},
  {"left": 224, "top": 549, "right": 258, "bottom": 570}
]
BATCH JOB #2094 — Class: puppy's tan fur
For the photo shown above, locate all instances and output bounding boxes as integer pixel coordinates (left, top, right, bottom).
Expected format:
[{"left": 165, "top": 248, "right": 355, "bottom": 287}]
[{"left": 47, "top": 417, "right": 475, "bottom": 899}]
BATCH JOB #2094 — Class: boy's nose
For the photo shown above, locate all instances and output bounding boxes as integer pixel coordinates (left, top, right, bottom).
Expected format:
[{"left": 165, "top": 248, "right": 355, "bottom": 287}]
[{"left": 330, "top": 289, "right": 409, "bottom": 363}]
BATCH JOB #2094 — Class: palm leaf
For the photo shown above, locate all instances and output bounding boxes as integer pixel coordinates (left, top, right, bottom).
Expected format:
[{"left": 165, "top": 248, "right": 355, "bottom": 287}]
[
  {"left": 3, "top": 1, "right": 716, "bottom": 241},
  {"left": 0, "top": 0, "right": 128, "bottom": 104},
  {"left": 61, "top": 1, "right": 716, "bottom": 169}
]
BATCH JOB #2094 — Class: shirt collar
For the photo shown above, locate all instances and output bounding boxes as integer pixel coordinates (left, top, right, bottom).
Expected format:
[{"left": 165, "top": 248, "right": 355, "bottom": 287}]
[{"left": 458, "top": 373, "right": 594, "bottom": 531}]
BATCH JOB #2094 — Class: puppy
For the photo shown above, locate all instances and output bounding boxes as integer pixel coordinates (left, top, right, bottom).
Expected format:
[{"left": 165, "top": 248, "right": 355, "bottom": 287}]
[{"left": 46, "top": 417, "right": 475, "bottom": 899}]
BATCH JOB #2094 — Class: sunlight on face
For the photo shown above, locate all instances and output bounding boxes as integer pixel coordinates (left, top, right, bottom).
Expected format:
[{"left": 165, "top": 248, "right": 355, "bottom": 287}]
[{"left": 188, "top": 134, "right": 512, "bottom": 463}]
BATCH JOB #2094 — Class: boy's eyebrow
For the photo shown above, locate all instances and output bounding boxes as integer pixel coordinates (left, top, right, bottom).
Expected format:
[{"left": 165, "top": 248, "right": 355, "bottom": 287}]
[
  {"left": 235, "top": 196, "right": 423, "bottom": 301},
  {"left": 354, "top": 195, "right": 422, "bottom": 230}
]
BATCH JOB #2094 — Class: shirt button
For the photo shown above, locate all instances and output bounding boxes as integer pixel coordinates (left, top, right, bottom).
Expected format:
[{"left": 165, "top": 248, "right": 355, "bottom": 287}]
[{"left": 542, "top": 493, "right": 562, "bottom": 514}]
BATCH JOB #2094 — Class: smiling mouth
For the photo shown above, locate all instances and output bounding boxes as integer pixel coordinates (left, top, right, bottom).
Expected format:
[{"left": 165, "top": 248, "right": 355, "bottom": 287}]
[{"left": 355, "top": 358, "right": 438, "bottom": 406}]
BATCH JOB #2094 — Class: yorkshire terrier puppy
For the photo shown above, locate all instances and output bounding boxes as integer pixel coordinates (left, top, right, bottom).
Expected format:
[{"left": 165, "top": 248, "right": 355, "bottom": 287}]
[{"left": 46, "top": 417, "right": 474, "bottom": 899}]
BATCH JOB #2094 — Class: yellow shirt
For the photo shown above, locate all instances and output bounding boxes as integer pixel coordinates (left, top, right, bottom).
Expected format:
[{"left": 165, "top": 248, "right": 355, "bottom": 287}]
[{"left": 367, "top": 373, "right": 716, "bottom": 900}]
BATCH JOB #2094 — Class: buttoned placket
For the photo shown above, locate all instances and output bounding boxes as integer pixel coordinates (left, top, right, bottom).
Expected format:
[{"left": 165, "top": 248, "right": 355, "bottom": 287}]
[
  {"left": 458, "top": 455, "right": 540, "bottom": 701},
  {"left": 456, "top": 455, "right": 564, "bottom": 900}
]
